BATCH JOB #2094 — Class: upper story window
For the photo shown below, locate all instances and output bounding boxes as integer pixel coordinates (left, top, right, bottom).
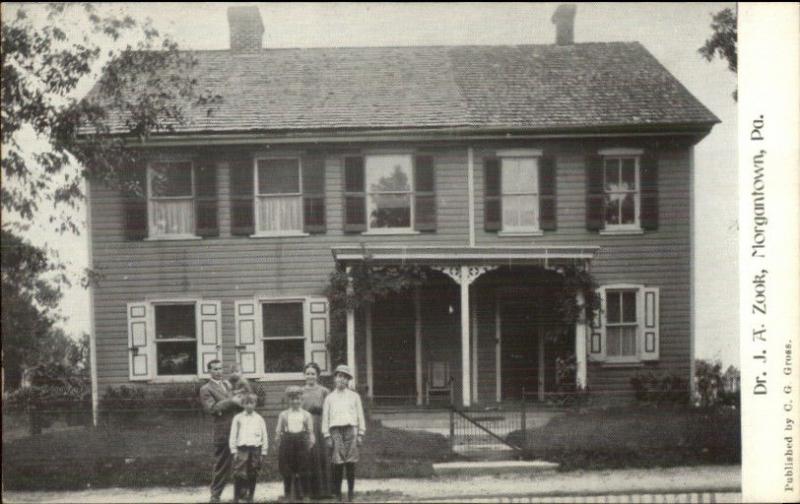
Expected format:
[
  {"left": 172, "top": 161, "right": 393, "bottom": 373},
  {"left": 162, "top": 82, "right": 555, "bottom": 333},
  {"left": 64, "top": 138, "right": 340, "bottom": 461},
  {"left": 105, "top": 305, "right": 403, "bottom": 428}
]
[
  {"left": 148, "top": 161, "right": 195, "bottom": 238},
  {"left": 603, "top": 156, "right": 640, "bottom": 230},
  {"left": 484, "top": 150, "right": 556, "bottom": 234},
  {"left": 501, "top": 156, "right": 540, "bottom": 232},
  {"left": 366, "top": 154, "right": 413, "bottom": 231},
  {"left": 255, "top": 158, "right": 303, "bottom": 234},
  {"left": 344, "top": 154, "right": 436, "bottom": 234}
]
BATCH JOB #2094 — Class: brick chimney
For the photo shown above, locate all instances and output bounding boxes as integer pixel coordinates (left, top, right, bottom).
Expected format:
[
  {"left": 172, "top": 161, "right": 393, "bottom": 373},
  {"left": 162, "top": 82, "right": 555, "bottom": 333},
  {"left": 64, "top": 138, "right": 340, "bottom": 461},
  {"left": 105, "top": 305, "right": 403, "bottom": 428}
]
[
  {"left": 551, "top": 4, "right": 576, "bottom": 45},
  {"left": 227, "top": 6, "right": 264, "bottom": 52}
]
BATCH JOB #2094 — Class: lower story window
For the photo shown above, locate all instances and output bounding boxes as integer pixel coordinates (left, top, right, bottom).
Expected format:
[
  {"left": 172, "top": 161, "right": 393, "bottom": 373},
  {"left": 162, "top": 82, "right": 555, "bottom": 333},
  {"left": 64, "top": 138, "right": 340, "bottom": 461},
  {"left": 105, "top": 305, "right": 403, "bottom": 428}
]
[
  {"left": 262, "top": 301, "right": 305, "bottom": 373},
  {"left": 154, "top": 303, "right": 197, "bottom": 376},
  {"left": 605, "top": 290, "right": 637, "bottom": 358}
]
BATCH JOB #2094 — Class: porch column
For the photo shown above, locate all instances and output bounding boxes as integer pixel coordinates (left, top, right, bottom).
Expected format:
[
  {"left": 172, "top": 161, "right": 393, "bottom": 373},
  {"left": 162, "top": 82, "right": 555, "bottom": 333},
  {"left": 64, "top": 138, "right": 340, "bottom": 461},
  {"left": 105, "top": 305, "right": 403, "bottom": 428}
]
[
  {"left": 346, "top": 267, "right": 356, "bottom": 386},
  {"left": 459, "top": 266, "right": 471, "bottom": 407},
  {"left": 471, "top": 297, "right": 478, "bottom": 404},
  {"left": 414, "top": 287, "right": 423, "bottom": 406},
  {"left": 495, "top": 295, "right": 502, "bottom": 403},
  {"left": 575, "top": 292, "right": 588, "bottom": 389},
  {"left": 366, "top": 305, "right": 373, "bottom": 400}
]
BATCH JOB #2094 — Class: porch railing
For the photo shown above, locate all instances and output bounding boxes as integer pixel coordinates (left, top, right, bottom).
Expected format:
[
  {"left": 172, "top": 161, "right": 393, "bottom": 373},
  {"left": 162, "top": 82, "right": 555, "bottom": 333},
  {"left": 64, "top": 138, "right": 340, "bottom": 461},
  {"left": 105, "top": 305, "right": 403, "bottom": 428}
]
[{"left": 448, "top": 401, "right": 528, "bottom": 456}]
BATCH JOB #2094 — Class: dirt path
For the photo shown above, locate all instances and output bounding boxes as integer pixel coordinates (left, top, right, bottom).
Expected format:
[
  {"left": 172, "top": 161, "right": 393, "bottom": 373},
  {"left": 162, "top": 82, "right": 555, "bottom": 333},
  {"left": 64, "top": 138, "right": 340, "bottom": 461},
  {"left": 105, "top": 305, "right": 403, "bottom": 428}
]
[{"left": 3, "top": 465, "right": 740, "bottom": 503}]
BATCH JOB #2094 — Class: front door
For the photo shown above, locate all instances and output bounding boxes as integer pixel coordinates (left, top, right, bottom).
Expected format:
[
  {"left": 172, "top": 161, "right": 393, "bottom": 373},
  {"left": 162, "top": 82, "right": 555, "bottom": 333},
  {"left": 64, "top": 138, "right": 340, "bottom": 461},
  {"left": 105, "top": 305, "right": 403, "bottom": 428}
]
[
  {"left": 501, "top": 299, "right": 540, "bottom": 400},
  {"left": 372, "top": 294, "right": 416, "bottom": 403}
]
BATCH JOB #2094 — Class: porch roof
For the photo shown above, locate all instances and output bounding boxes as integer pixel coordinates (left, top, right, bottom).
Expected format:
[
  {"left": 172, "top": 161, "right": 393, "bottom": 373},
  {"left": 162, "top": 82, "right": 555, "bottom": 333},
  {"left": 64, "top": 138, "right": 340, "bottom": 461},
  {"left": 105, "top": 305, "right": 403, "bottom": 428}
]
[{"left": 331, "top": 245, "right": 599, "bottom": 266}]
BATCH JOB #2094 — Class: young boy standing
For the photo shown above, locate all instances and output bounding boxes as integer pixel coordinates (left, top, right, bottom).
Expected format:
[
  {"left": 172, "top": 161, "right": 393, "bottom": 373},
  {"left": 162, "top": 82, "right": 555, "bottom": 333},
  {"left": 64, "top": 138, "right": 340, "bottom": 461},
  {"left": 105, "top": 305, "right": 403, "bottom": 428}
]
[
  {"left": 228, "top": 393, "right": 268, "bottom": 503},
  {"left": 276, "top": 385, "right": 315, "bottom": 501},
  {"left": 322, "top": 365, "right": 366, "bottom": 502}
]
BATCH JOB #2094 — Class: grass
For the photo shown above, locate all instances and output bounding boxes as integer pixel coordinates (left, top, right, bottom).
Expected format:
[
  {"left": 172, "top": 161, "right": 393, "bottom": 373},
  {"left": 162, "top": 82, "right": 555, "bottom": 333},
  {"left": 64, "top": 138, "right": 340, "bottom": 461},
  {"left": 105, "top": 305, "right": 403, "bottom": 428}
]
[
  {"left": 2, "top": 414, "right": 452, "bottom": 491},
  {"left": 507, "top": 404, "right": 741, "bottom": 471}
]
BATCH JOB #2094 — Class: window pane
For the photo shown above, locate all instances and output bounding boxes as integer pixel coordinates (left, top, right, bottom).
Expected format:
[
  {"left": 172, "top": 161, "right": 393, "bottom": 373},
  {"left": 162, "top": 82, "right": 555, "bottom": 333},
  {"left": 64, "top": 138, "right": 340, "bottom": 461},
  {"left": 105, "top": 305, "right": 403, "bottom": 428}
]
[
  {"left": 604, "top": 159, "right": 620, "bottom": 191},
  {"left": 256, "top": 196, "right": 302, "bottom": 232},
  {"left": 502, "top": 158, "right": 538, "bottom": 194},
  {"left": 502, "top": 195, "right": 538, "bottom": 229},
  {"left": 604, "top": 195, "right": 620, "bottom": 225},
  {"left": 155, "top": 304, "right": 196, "bottom": 340},
  {"left": 606, "top": 292, "right": 621, "bottom": 323},
  {"left": 150, "top": 200, "right": 194, "bottom": 236},
  {"left": 263, "top": 303, "right": 304, "bottom": 337},
  {"left": 368, "top": 193, "right": 411, "bottom": 228},
  {"left": 620, "top": 193, "right": 636, "bottom": 224},
  {"left": 151, "top": 162, "right": 192, "bottom": 197},
  {"left": 606, "top": 327, "right": 621, "bottom": 357},
  {"left": 621, "top": 158, "right": 636, "bottom": 189},
  {"left": 258, "top": 159, "right": 300, "bottom": 194},
  {"left": 622, "top": 291, "right": 637, "bottom": 322},
  {"left": 157, "top": 341, "right": 197, "bottom": 375},
  {"left": 366, "top": 155, "right": 411, "bottom": 192},
  {"left": 264, "top": 339, "right": 305, "bottom": 373},
  {"left": 621, "top": 326, "right": 637, "bottom": 356}
]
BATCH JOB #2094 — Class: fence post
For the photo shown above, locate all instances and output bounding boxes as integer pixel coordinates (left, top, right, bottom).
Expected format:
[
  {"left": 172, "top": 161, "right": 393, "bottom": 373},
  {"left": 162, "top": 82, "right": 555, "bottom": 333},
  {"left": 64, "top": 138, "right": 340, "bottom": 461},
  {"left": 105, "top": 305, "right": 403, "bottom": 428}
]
[
  {"left": 449, "top": 407, "right": 455, "bottom": 452},
  {"left": 520, "top": 395, "right": 527, "bottom": 452}
]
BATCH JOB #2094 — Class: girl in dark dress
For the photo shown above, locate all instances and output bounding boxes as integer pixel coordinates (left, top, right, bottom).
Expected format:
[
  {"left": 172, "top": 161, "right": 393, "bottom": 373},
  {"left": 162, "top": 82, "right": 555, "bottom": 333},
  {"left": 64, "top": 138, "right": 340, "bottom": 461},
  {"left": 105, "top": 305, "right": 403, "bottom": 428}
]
[{"left": 301, "top": 362, "right": 332, "bottom": 499}]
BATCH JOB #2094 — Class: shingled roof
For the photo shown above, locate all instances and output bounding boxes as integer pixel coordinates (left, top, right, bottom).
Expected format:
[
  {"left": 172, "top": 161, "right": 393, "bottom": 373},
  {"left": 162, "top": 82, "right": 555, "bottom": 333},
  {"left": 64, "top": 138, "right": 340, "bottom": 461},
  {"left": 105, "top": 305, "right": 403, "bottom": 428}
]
[{"left": 88, "top": 42, "right": 719, "bottom": 136}]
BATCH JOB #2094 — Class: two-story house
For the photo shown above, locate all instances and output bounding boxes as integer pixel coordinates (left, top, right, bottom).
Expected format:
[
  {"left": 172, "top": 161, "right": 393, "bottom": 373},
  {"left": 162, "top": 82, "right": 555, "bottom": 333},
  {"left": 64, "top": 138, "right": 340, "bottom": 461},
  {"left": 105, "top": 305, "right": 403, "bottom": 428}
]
[{"left": 86, "top": 5, "right": 719, "bottom": 408}]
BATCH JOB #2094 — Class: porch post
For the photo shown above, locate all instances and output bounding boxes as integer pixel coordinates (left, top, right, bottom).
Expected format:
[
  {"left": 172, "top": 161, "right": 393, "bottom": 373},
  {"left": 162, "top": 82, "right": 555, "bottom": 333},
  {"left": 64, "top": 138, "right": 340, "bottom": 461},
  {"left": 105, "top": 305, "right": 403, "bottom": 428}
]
[
  {"left": 366, "top": 305, "right": 373, "bottom": 400},
  {"left": 459, "top": 266, "right": 471, "bottom": 407},
  {"left": 471, "top": 296, "right": 478, "bottom": 404},
  {"left": 575, "top": 292, "right": 588, "bottom": 389},
  {"left": 495, "top": 295, "right": 502, "bottom": 403},
  {"left": 414, "top": 287, "right": 423, "bottom": 406},
  {"left": 346, "top": 267, "right": 356, "bottom": 386},
  {"left": 538, "top": 328, "right": 545, "bottom": 401}
]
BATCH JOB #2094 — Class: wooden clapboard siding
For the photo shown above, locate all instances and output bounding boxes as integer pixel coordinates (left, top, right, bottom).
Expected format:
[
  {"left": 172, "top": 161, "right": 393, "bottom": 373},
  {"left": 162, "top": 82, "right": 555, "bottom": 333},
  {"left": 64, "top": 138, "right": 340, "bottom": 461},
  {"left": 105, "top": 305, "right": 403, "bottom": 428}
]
[{"left": 90, "top": 138, "right": 693, "bottom": 398}]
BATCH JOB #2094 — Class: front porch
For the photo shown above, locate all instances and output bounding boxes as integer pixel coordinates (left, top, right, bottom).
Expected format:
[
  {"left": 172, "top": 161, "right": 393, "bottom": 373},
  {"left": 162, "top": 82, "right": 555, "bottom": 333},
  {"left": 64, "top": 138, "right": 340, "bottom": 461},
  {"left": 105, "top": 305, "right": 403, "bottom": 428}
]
[{"left": 333, "top": 246, "right": 598, "bottom": 408}]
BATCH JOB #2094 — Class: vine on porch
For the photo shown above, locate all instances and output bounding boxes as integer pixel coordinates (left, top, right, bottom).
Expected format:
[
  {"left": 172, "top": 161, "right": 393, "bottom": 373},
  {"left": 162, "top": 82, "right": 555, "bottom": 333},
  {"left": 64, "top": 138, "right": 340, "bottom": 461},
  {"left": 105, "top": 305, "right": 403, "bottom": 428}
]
[{"left": 323, "top": 256, "right": 600, "bottom": 368}]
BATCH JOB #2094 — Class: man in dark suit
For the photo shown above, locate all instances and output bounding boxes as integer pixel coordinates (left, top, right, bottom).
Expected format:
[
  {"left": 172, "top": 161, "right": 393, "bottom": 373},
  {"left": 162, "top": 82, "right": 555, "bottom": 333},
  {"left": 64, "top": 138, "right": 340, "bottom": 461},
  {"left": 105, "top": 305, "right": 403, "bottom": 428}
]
[{"left": 200, "top": 359, "right": 243, "bottom": 503}]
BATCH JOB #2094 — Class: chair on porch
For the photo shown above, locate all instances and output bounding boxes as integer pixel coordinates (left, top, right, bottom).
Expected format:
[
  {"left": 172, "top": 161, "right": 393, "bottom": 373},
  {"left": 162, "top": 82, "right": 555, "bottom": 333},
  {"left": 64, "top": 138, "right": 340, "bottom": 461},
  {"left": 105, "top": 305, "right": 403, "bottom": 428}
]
[{"left": 425, "top": 361, "right": 453, "bottom": 406}]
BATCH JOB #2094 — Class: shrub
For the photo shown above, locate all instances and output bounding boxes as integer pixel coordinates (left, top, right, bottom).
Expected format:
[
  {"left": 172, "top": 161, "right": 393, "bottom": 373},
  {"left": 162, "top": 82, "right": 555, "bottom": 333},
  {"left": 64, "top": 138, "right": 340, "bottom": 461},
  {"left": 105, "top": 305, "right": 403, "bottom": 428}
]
[
  {"left": 630, "top": 371, "right": 688, "bottom": 405},
  {"left": 694, "top": 360, "right": 740, "bottom": 408}
]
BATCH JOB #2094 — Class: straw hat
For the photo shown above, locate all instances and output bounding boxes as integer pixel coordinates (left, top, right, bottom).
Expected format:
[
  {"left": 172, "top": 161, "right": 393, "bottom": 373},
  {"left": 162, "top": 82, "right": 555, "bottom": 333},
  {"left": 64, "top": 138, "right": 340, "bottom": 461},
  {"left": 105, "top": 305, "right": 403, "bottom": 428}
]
[{"left": 333, "top": 364, "right": 353, "bottom": 379}]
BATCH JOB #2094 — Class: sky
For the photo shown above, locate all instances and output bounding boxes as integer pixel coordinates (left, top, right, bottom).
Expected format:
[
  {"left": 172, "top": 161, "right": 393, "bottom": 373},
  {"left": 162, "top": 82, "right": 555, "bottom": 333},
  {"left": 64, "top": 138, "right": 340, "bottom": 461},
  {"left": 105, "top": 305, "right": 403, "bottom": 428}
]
[{"left": 8, "top": 2, "right": 739, "bottom": 366}]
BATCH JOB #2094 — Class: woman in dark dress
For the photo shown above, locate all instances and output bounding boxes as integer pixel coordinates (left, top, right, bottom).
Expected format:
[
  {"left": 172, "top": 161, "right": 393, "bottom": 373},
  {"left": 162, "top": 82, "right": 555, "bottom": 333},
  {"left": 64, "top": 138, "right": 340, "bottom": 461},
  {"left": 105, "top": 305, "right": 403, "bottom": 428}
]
[{"left": 301, "top": 362, "right": 331, "bottom": 499}]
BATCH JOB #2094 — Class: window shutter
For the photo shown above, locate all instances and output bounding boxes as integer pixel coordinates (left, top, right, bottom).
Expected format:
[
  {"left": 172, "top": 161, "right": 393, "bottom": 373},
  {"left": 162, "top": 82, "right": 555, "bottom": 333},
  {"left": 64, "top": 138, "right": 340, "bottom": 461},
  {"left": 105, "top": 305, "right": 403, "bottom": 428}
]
[
  {"left": 229, "top": 159, "right": 254, "bottom": 236},
  {"left": 585, "top": 155, "right": 604, "bottom": 231},
  {"left": 414, "top": 155, "right": 436, "bottom": 232},
  {"left": 484, "top": 157, "right": 501, "bottom": 231},
  {"left": 539, "top": 155, "right": 557, "bottom": 231},
  {"left": 587, "top": 289, "right": 606, "bottom": 362},
  {"left": 305, "top": 297, "right": 331, "bottom": 375},
  {"left": 640, "top": 287, "right": 660, "bottom": 361},
  {"left": 235, "top": 299, "right": 262, "bottom": 376},
  {"left": 640, "top": 152, "right": 659, "bottom": 231},
  {"left": 127, "top": 302, "right": 153, "bottom": 380},
  {"left": 302, "top": 156, "right": 327, "bottom": 234},
  {"left": 196, "top": 301, "right": 222, "bottom": 377},
  {"left": 343, "top": 156, "right": 366, "bottom": 232},
  {"left": 195, "top": 161, "right": 219, "bottom": 237},
  {"left": 123, "top": 162, "right": 148, "bottom": 241}
]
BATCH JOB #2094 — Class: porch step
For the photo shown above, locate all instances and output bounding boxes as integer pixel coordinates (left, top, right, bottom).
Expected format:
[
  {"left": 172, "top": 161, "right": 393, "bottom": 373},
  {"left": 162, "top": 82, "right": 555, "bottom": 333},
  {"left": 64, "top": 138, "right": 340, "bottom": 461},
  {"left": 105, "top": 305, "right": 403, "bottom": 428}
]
[{"left": 433, "top": 459, "right": 559, "bottom": 476}]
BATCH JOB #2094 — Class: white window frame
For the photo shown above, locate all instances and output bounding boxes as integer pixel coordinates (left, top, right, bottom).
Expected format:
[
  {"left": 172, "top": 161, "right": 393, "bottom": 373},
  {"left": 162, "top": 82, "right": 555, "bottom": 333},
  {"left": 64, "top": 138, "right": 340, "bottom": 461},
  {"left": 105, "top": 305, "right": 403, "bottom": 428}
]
[
  {"left": 259, "top": 297, "right": 307, "bottom": 381},
  {"left": 497, "top": 150, "right": 542, "bottom": 235},
  {"left": 599, "top": 148, "right": 642, "bottom": 234},
  {"left": 146, "top": 160, "right": 198, "bottom": 240},
  {"left": 364, "top": 154, "right": 415, "bottom": 233},
  {"left": 253, "top": 157, "right": 305, "bottom": 237},
  {"left": 152, "top": 299, "right": 199, "bottom": 380},
  {"left": 603, "top": 288, "right": 641, "bottom": 364}
]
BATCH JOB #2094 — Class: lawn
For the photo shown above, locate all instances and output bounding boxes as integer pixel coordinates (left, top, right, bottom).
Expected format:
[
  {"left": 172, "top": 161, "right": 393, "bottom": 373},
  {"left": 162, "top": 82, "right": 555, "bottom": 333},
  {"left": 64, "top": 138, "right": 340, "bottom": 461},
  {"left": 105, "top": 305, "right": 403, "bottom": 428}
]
[
  {"left": 507, "top": 404, "right": 741, "bottom": 471},
  {"left": 1, "top": 413, "right": 453, "bottom": 491}
]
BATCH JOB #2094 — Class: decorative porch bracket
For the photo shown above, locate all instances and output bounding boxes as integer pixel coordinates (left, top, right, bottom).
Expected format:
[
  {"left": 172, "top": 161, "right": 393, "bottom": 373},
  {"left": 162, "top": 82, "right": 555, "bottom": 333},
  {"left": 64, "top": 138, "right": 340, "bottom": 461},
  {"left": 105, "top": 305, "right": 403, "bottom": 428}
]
[{"left": 430, "top": 265, "right": 498, "bottom": 286}]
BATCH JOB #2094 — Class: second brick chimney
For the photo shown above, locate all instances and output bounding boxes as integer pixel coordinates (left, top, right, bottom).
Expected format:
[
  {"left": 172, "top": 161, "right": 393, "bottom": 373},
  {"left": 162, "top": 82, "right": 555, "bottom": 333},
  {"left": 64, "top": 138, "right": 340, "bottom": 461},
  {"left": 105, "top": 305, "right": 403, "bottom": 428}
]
[
  {"left": 551, "top": 4, "right": 577, "bottom": 46},
  {"left": 227, "top": 6, "right": 264, "bottom": 52}
]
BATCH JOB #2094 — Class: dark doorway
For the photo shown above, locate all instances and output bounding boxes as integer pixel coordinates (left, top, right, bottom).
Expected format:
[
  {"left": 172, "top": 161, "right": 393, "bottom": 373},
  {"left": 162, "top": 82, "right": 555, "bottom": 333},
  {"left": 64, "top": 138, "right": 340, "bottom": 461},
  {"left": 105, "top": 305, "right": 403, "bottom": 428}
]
[
  {"left": 501, "top": 297, "right": 540, "bottom": 401},
  {"left": 371, "top": 293, "right": 416, "bottom": 402}
]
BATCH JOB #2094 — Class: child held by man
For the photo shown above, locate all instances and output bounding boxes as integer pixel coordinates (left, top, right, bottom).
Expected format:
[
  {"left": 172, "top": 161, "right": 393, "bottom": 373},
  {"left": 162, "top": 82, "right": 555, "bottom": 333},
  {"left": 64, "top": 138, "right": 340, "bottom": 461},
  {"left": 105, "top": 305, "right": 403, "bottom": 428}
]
[
  {"left": 322, "top": 365, "right": 366, "bottom": 502},
  {"left": 276, "top": 385, "right": 315, "bottom": 501},
  {"left": 228, "top": 393, "right": 268, "bottom": 503}
]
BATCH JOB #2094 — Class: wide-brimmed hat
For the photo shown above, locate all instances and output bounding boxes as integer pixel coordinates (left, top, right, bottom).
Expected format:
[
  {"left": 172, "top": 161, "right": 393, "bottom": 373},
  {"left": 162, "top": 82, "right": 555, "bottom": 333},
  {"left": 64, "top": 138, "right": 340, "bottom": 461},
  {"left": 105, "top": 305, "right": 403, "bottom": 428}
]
[{"left": 333, "top": 364, "right": 353, "bottom": 379}]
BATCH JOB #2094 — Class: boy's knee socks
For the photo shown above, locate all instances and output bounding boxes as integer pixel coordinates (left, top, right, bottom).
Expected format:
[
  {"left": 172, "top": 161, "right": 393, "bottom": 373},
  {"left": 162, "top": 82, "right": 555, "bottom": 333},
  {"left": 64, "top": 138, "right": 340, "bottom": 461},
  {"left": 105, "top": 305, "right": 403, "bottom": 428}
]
[
  {"left": 332, "top": 464, "right": 344, "bottom": 495},
  {"left": 345, "top": 463, "right": 355, "bottom": 496}
]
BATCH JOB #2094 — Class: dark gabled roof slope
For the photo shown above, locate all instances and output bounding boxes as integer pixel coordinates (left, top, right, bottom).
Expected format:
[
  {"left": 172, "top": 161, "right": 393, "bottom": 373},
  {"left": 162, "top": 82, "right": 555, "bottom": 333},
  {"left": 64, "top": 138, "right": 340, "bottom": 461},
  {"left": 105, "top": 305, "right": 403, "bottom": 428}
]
[{"left": 88, "top": 42, "right": 719, "bottom": 135}]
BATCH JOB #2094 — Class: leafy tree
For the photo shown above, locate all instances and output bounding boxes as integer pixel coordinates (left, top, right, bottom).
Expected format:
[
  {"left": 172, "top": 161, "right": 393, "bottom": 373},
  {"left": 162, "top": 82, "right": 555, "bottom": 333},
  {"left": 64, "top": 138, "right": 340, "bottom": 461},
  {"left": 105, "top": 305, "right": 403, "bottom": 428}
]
[
  {"left": 2, "top": 4, "right": 217, "bottom": 389},
  {"left": 699, "top": 7, "right": 737, "bottom": 101}
]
